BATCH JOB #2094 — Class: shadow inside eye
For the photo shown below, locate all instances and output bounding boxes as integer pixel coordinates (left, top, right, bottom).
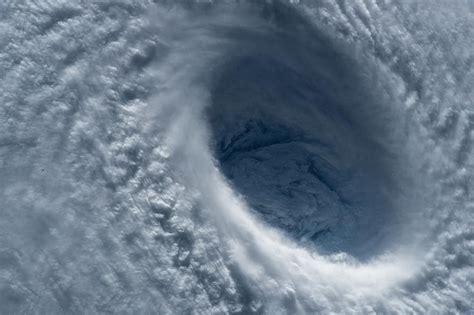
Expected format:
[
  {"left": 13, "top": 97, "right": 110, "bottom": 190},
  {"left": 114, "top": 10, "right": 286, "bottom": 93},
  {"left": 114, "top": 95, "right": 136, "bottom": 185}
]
[{"left": 206, "top": 53, "right": 406, "bottom": 260}]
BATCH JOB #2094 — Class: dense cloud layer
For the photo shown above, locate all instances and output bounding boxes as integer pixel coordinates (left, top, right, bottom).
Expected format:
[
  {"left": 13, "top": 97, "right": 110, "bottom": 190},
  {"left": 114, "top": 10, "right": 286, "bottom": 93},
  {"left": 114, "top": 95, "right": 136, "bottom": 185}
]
[{"left": 0, "top": 0, "right": 473, "bottom": 314}]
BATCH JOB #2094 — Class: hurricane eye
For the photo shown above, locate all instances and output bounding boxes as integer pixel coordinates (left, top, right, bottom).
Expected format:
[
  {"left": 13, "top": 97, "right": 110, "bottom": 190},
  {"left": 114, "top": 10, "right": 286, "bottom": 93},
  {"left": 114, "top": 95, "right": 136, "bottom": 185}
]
[{"left": 207, "top": 53, "right": 406, "bottom": 259}]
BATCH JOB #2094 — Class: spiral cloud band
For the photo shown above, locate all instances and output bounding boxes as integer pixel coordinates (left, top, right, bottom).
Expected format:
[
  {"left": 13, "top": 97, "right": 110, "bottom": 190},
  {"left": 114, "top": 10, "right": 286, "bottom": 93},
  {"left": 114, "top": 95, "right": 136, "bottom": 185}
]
[{"left": 0, "top": 0, "right": 473, "bottom": 314}]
